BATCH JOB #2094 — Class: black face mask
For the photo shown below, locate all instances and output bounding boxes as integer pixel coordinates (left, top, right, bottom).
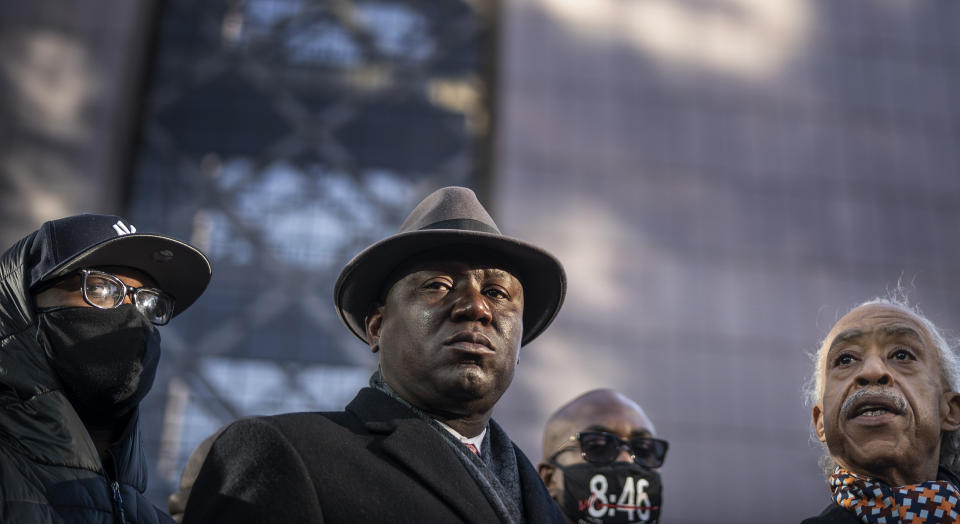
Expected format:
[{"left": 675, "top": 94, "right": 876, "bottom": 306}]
[
  {"left": 36, "top": 304, "right": 161, "bottom": 425},
  {"left": 556, "top": 462, "right": 663, "bottom": 524}
]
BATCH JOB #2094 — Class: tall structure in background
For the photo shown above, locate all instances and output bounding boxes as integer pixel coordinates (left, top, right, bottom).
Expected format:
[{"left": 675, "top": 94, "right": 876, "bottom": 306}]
[
  {"left": 127, "top": 0, "right": 496, "bottom": 505},
  {"left": 0, "top": 1, "right": 156, "bottom": 246},
  {"left": 5, "top": 1, "right": 959, "bottom": 521}
]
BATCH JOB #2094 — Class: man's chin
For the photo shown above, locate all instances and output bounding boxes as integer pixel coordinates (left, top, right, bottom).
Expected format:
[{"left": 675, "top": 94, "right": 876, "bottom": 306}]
[
  {"left": 438, "top": 367, "right": 509, "bottom": 405},
  {"left": 837, "top": 441, "right": 911, "bottom": 478},
  {"left": 447, "top": 367, "right": 492, "bottom": 395}
]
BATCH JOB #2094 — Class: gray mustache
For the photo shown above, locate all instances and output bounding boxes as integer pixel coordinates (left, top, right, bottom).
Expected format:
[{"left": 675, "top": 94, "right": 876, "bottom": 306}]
[{"left": 840, "top": 388, "right": 907, "bottom": 418}]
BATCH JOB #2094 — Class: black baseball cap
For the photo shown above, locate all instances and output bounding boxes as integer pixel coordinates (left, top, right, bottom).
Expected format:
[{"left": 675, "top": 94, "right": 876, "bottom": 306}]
[{"left": 28, "top": 214, "right": 212, "bottom": 318}]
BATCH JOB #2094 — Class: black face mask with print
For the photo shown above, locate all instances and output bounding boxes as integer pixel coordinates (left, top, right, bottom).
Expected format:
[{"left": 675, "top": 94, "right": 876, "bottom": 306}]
[
  {"left": 36, "top": 304, "right": 161, "bottom": 425},
  {"left": 556, "top": 462, "right": 663, "bottom": 524}
]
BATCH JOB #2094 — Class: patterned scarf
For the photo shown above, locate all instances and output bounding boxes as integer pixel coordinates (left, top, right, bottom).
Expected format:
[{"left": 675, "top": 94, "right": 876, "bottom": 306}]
[{"left": 830, "top": 466, "right": 960, "bottom": 523}]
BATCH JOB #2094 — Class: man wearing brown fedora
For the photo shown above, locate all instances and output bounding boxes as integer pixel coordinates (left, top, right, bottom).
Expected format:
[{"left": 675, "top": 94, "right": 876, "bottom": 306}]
[{"left": 181, "top": 186, "right": 567, "bottom": 523}]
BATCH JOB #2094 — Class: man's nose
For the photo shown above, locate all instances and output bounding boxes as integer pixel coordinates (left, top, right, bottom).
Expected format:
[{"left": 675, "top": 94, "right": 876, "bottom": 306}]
[
  {"left": 615, "top": 446, "right": 634, "bottom": 463},
  {"left": 121, "top": 289, "right": 136, "bottom": 306},
  {"left": 855, "top": 353, "right": 892, "bottom": 387},
  {"left": 451, "top": 286, "right": 493, "bottom": 323}
]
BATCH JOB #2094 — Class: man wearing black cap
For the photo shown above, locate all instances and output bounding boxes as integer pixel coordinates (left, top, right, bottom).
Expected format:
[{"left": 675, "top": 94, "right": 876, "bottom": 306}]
[
  {"left": 0, "top": 214, "right": 211, "bottom": 523},
  {"left": 181, "top": 186, "right": 567, "bottom": 523}
]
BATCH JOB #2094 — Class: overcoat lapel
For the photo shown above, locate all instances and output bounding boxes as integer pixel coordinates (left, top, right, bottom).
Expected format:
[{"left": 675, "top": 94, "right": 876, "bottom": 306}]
[
  {"left": 347, "top": 389, "right": 500, "bottom": 524},
  {"left": 380, "top": 422, "right": 500, "bottom": 523},
  {"left": 516, "top": 442, "right": 558, "bottom": 522}
]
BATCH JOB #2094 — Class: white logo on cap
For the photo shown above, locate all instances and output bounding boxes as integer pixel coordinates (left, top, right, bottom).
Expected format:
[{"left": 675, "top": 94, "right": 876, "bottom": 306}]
[{"left": 113, "top": 220, "right": 137, "bottom": 236}]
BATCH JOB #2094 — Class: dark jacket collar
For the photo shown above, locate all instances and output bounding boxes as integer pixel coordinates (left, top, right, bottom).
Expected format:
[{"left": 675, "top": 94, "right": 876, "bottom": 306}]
[
  {"left": 940, "top": 465, "right": 960, "bottom": 486},
  {"left": 346, "top": 387, "right": 502, "bottom": 523},
  {"left": 345, "top": 387, "right": 565, "bottom": 523}
]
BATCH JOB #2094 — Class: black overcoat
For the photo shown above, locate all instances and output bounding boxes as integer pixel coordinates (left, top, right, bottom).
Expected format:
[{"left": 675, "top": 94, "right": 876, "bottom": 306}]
[
  {"left": 800, "top": 504, "right": 860, "bottom": 524},
  {"left": 181, "top": 387, "right": 565, "bottom": 523}
]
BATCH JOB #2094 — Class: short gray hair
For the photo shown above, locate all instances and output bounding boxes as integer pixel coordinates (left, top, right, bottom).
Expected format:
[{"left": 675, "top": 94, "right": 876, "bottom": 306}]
[{"left": 805, "top": 296, "right": 960, "bottom": 476}]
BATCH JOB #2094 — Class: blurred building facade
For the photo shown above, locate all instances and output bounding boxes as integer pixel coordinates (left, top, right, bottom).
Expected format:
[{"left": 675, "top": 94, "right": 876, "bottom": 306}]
[
  {"left": 128, "top": 0, "right": 496, "bottom": 506},
  {"left": 2, "top": 1, "right": 960, "bottom": 522}
]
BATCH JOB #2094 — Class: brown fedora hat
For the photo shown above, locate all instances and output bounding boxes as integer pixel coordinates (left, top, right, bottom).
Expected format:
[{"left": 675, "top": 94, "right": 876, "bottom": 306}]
[{"left": 334, "top": 186, "right": 565, "bottom": 346}]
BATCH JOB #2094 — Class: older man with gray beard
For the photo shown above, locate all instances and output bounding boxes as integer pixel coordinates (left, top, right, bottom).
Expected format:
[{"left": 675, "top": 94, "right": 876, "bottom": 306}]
[{"left": 803, "top": 298, "right": 960, "bottom": 524}]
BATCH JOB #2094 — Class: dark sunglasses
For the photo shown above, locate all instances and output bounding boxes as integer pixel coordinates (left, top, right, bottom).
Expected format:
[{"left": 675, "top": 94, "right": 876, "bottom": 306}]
[{"left": 549, "top": 431, "right": 669, "bottom": 469}]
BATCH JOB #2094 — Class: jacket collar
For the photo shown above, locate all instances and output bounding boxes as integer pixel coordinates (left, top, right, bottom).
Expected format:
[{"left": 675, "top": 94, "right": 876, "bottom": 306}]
[
  {"left": 939, "top": 465, "right": 960, "bottom": 486},
  {"left": 346, "top": 388, "right": 501, "bottom": 523},
  {"left": 0, "top": 390, "right": 148, "bottom": 488}
]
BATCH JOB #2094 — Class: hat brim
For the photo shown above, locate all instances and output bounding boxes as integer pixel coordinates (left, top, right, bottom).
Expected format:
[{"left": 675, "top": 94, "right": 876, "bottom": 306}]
[
  {"left": 334, "top": 229, "right": 565, "bottom": 347},
  {"left": 39, "top": 234, "right": 212, "bottom": 318}
]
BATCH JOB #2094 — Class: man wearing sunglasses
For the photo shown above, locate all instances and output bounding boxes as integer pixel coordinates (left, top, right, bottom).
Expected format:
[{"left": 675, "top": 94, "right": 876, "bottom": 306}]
[
  {"left": 538, "top": 389, "right": 667, "bottom": 524},
  {"left": 181, "top": 187, "right": 566, "bottom": 523},
  {"left": 0, "top": 214, "right": 211, "bottom": 523}
]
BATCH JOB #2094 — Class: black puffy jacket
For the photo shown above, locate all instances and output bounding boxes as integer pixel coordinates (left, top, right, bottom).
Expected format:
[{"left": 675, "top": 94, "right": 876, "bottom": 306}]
[{"left": 0, "top": 230, "right": 174, "bottom": 524}]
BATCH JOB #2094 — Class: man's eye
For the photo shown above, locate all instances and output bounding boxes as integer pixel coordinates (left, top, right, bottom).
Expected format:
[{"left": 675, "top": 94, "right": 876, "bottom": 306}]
[
  {"left": 892, "top": 349, "right": 914, "bottom": 361},
  {"left": 87, "top": 284, "right": 116, "bottom": 299},
  {"left": 834, "top": 353, "right": 854, "bottom": 366},
  {"left": 424, "top": 281, "right": 451, "bottom": 290},
  {"left": 484, "top": 288, "right": 508, "bottom": 299}
]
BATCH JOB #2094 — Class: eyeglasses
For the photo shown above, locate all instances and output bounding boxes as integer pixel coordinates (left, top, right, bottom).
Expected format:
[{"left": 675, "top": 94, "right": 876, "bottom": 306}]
[
  {"left": 549, "top": 431, "right": 669, "bottom": 469},
  {"left": 76, "top": 268, "right": 175, "bottom": 325}
]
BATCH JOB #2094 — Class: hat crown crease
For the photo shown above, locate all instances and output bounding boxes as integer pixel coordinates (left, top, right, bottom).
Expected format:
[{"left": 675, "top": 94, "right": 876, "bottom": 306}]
[{"left": 398, "top": 187, "right": 500, "bottom": 234}]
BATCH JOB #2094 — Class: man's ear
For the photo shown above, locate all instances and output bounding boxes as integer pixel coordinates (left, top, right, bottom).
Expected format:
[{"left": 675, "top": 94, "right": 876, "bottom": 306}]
[
  {"left": 812, "top": 404, "right": 826, "bottom": 443},
  {"left": 941, "top": 391, "right": 960, "bottom": 432},
  {"left": 364, "top": 305, "right": 384, "bottom": 354},
  {"left": 537, "top": 461, "right": 552, "bottom": 484},
  {"left": 537, "top": 462, "right": 561, "bottom": 501}
]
